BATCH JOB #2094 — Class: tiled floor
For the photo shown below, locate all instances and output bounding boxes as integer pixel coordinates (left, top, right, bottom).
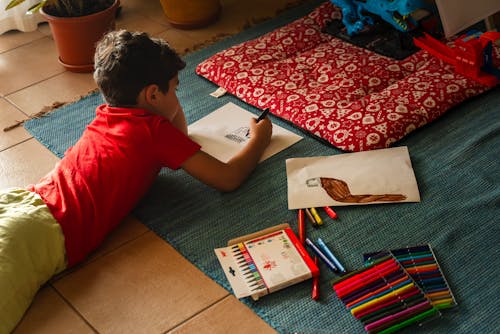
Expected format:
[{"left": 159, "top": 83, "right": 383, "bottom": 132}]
[{"left": 0, "top": 1, "right": 311, "bottom": 333}]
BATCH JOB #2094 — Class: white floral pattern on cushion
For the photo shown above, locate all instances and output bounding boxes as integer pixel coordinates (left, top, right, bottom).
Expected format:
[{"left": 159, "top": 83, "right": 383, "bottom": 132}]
[{"left": 196, "top": 2, "right": 498, "bottom": 152}]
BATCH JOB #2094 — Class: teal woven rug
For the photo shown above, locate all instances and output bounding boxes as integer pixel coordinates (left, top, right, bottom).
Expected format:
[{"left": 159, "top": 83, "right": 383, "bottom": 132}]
[{"left": 24, "top": 2, "right": 500, "bottom": 333}]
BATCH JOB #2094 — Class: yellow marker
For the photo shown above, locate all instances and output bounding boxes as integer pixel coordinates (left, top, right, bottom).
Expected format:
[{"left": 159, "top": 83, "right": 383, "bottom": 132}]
[
  {"left": 309, "top": 207, "right": 323, "bottom": 226},
  {"left": 351, "top": 283, "right": 414, "bottom": 316}
]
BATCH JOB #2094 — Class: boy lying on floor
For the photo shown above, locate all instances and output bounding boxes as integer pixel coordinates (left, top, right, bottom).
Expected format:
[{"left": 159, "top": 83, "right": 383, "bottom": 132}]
[{"left": 0, "top": 29, "right": 272, "bottom": 334}]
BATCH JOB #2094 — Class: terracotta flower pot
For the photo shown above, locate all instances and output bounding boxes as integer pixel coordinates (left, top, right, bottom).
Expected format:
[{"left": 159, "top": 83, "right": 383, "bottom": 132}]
[
  {"left": 159, "top": 0, "right": 221, "bottom": 29},
  {"left": 40, "top": 0, "right": 120, "bottom": 73}
]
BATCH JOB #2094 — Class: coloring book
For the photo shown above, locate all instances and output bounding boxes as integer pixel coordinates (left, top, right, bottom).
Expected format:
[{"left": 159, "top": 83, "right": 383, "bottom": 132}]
[{"left": 214, "top": 223, "right": 319, "bottom": 300}]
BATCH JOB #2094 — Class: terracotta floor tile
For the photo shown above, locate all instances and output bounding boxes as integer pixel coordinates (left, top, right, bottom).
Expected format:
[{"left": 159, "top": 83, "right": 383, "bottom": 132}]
[
  {"left": 51, "top": 215, "right": 150, "bottom": 281},
  {"left": 155, "top": 29, "right": 200, "bottom": 55},
  {"left": 0, "top": 37, "right": 64, "bottom": 96},
  {"left": 0, "top": 29, "right": 46, "bottom": 53},
  {"left": 168, "top": 295, "right": 277, "bottom": 334},
  {"left": 12, "top": 286, "right": 94, "bottom": 334},
  {"left": 5, "top": 71, "right": 97, "bottom": 116},
  {"left": 0, "top": 138, "right": 59, "bottom": 189},
  {"left": 116, "top": 10, "right": 169, "bottom": 36},
  {"left": 53, "top": 232, "right": 229, "bottom": 334},
  {"left": 90, "top": 215, "right": 151, "bottom": 259},
  {"left": 119, "top": 0, "right": 165, "bottom": 15},
  {"left": 119, "top": 0, "right": 171, "bottom": 25},
  {"left": 0, "top": 98, "right": 31, "bottom": 151}
]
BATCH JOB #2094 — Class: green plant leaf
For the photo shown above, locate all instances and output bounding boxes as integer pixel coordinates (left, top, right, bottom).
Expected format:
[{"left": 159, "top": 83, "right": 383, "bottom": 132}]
[
  {"left": 26, "top": 1, "right": 45, "bottom": 14},
  {"left": 5, "top": 0, "right": 27, "bottom": 10}
]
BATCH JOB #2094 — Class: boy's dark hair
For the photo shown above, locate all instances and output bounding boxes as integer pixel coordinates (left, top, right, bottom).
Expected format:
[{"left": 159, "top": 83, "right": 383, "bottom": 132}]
[{"left": 93, "top": 30, "right": 186, "bottom": 106}]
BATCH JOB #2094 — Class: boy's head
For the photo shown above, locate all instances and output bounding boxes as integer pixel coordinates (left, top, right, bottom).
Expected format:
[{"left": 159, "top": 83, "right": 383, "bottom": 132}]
[{"left": 93, "top": 30, "right": 186, "bottom": 107}]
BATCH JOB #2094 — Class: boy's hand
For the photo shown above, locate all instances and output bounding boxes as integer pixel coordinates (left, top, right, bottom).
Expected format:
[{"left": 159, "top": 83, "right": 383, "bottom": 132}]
[
  {"left": 182, "top": 115, "right": 273, "bottom": 192},
  {"left": 170, "top": 106, "right": 188, "bottom": 135},
  {"left": 248, "top": 116, "right": 272, "bottom": 149}
]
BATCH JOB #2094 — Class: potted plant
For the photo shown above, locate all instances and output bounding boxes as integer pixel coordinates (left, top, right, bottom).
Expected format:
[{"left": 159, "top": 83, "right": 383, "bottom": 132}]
[{"left": 5, "top": 0, "right": 120, "bottom": 72}]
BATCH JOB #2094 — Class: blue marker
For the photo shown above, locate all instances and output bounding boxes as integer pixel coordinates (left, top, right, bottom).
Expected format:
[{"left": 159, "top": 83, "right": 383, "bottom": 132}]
[
  {"left": 317, "top": 238, "right": 347, "bottom": 274},
  {"left": 305, "top": 238, "right": 339, "bottom": 273}
]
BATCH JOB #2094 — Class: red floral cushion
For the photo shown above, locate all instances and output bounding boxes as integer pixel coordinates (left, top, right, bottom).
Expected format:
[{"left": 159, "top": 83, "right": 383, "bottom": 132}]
[{"left": 196, "top": 2, "right": 498, "bottom": 151}]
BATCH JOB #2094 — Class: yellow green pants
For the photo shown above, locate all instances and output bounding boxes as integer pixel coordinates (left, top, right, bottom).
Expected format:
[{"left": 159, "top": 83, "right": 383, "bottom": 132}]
[{"left": 0, "top": 188, "right": 66, "bottom": 334}]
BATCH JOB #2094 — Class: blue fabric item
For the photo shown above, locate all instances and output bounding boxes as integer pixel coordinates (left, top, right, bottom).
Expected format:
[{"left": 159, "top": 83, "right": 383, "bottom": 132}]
[{"left": 24, "top": 1, "right": 500, "bottom": 333}]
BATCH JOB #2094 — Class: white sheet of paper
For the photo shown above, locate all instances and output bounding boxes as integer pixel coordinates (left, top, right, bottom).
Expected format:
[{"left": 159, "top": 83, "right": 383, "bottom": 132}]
[
  {"left": 286, "top": 146, "right": 420, "bottom": 209},
  {"left": 189, "top": 102, "right": 302, "bottom": 162},
  {"left": 434, "top": 0, "right": 499, "bottom": 37}
]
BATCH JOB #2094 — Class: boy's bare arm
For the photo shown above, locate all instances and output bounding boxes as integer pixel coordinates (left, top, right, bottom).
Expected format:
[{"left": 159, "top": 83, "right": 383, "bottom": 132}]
[{"left": 181, "top": 117, "right": 272, "bottom": 192}]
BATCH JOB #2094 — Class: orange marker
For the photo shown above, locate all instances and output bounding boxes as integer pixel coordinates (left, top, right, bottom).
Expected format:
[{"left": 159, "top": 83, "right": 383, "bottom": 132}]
[{"left": 323, "top": 206, "right": 338, "bottom": 220}]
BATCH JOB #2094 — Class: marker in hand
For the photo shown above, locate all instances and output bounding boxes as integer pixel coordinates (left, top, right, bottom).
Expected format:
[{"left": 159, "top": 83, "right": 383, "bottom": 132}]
[
  {"left": 247, "top": 108, "right": 270, "bottom": 137},
  {"left": 256, "top": 108, "right": 270, "bottom": 123}
]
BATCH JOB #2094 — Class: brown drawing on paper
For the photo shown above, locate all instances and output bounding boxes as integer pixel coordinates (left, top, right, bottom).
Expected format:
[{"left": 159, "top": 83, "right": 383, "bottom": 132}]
[{"left": 307, "top": 177, "right": 407, "bottom": 203}]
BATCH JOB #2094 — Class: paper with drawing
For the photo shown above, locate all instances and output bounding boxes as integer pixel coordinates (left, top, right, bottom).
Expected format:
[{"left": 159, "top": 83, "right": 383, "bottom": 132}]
[
  {"left": 286, "top": 147, "right": 420, "bottom": 209},
  {"left": 189, "top": 102, "right": 302, "bottom": 162}
]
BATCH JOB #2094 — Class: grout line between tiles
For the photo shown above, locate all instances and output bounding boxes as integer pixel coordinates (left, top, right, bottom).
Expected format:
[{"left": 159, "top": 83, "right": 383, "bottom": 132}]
[
  {"left": 48, "top": 285, "right": 100, "bottom": 334},
  {"left": 0, "top": 34, "right": 47, "bottom": 55},
  {"left": 3, "top": 71, "right": 66, "bottom": 97},
  {"left": 163, "top": 294, "right": 231, "bottom": 334},
  {"left": 0, "top": 137, "right": 34, "bottom": 153},
  {"left": 2, "top": 97, "right": 30, "bottom": 119},
  {"left": 49, "top": 229, "right": 152, "bottom": 283}
]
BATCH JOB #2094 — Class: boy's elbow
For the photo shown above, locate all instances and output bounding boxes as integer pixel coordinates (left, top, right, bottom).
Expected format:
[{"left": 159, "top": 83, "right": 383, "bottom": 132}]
[
  {"left": 206, "top": 159, "right": 257, "bottom": 192},
  {"left": 217, "top": 185, "right": 238, "bottom": 193},
  {"left": 213, "top": 170, "right": 247, "bottom": 192},
  {"left": 215, "top": 178, "right": 243, "bottom": 192}
]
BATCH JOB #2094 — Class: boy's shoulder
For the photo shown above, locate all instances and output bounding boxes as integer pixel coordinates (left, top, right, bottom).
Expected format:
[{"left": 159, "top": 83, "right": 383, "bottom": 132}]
[{"left": 93, "top": 105, "right": 176, "bottom": 135}]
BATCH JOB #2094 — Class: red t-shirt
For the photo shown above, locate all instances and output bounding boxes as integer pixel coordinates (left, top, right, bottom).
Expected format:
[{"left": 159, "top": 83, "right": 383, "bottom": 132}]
[{"left": 28, "top": 105, "right": 201, "bottom": 267}]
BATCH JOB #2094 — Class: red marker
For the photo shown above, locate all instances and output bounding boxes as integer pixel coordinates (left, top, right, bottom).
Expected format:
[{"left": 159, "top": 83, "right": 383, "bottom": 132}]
[
  {"left": 298, "top": 209, "right": 306, "bottom": 244},
  {"left": 312, "top": 256, "right": 320, "bottom": 300},
  {"left": 323, "top": 206, "right": 338, "bottom": 220}
]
